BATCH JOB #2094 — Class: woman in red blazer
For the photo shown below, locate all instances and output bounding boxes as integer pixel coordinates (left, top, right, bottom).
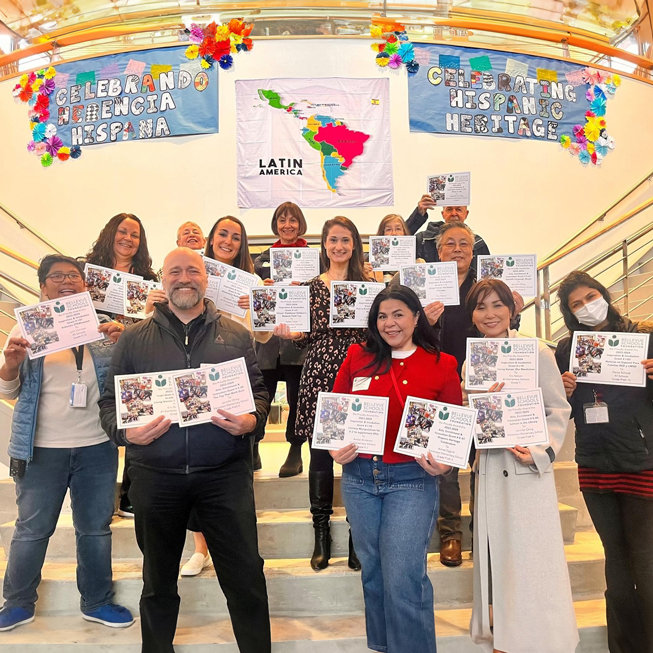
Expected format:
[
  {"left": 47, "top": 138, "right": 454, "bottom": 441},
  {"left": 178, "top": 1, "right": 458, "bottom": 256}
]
[{"left": 330, "top": 285, "right": 461, "bottom": 653}]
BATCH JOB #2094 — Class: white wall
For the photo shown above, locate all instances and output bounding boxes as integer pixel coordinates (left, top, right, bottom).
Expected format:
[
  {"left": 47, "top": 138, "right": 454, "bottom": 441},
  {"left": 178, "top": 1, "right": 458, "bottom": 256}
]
[{"left": 0, "top": 38, "right": 652, "bottom": 270}]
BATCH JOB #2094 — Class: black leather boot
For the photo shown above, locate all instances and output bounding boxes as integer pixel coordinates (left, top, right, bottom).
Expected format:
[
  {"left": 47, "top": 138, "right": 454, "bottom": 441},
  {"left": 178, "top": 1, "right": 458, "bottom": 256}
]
[
  {"left": 278, "top": 442, "right": 303, "bottom": 478},
  {"left": 348, "top": 530, "right": 361, "bottom": 571},
  {"left": 309, "top": 469, "right": 333, "bottom": 571}
]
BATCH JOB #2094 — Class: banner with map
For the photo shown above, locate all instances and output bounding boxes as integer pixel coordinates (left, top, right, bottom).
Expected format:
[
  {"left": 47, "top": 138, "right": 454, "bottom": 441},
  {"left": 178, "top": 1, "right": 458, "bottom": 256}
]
[{"left": 236, "top": 78, "right": 393, "bottom": 208}]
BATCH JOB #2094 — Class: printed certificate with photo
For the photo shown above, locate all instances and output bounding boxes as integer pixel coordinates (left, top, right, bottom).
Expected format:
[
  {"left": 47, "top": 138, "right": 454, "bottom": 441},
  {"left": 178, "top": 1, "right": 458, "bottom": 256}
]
[
  {"left": 399, "top": 262, "right": 459, "bottom": 306},
  {"left": 84, "top": 263, "right": 141, "bottom": 315},
  {"left": 470, "top": 388, "right": 549, "bottom": 449},
  {"left": 328, "top": 281, "right": 385, "bottom": 328},
  {"left": 15, "top": 291, "right": 104, "bottom": 360},
  {"left": 477, "top": 254, "right": 537, "bottom": 297},
  {"left": 426, "top": 171, "right": 470, "bottom": 206},
  {"left": 465, "top": 338, "right": 539, "bottom": 390},
  {"left": 569, "top": 331, "right": 650, "bottom": 388},
  {"left": 203, "top": 257, "right": 260, "bottom": 318},
  {"left": 393, "top": 397, "right": 477, "bottom": 469},
  {"left": 368, "top": 236, "right": 416, "bottom": 271},
  {"left": 270, "top": 248, "right": 320, "bottom": 283},
  {"left": 123, "top": 280, "right": 162, "bottom": 320},
  {"left": 250, "top": 286, "right": 310, "bottom": 332},
  {"left": 171, "top": 358, "right": 256, "bottom": 426},
  {"left": 114, "top": 370, "right": 184, "bottom": 428},
  {"left": 311, "top": 391, "right": 388, "bottom": 455}
]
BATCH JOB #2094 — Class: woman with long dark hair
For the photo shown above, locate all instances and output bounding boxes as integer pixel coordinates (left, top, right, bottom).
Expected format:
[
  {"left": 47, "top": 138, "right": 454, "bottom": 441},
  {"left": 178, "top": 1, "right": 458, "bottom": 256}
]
[
  {"left": 329, "top": 284, "right": 460, "bottom": 652},
  {"left": 275, "top": 216, "right": 369, "bottom": 571},
  {"left": 555, "top": 270, "right": 653, "bottom": 653}
]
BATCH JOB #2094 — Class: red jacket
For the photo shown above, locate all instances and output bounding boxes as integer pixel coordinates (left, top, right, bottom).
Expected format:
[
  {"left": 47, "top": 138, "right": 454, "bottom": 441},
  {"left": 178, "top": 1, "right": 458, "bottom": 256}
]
[{"left": 332, "top": 344, "right": 462, "bottom": 463}]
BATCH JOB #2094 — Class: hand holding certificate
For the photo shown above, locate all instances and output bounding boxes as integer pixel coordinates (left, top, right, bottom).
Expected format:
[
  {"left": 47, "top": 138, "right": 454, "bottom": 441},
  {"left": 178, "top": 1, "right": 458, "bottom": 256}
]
[
  {"left": 312, "top": 392, "right": 388, "bottom": 455},
  {"left": 270, "top": 248, "right": 319, "bottom": 283},
  {"left": 399, "top": 262, "right": 459, "bottom": 307},
  {"left": 250, "top": 286, "right": 310, "bottom": 332},
  {"left": 393, "top": 397, "right": 476, "bottom": 469},
  {"left": 465, "top": 338, "right": 539, "bottom": 390},
  {"left": 85, "top": 263, "right": 141, "bottom": 315},
  {"left": 203, "top": 257, "right": 260, "bottom": 317},
  {"left": 15, "top": 291, "right": 104, "bottom": 360},
  {"left": 368, "top": 236, "right": 416, "bottom": 271},
  {"left": 427, "top": 171, "right": 470, "bottom": 206},
  {"left": 329, "top": 282, "right": 385, "bottom": 328}
]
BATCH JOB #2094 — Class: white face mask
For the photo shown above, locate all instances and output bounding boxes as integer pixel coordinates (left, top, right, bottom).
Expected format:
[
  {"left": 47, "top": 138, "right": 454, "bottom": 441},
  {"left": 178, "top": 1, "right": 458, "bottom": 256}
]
[{"left": 573, "top": 296, "right": 609, "bottom": 327}]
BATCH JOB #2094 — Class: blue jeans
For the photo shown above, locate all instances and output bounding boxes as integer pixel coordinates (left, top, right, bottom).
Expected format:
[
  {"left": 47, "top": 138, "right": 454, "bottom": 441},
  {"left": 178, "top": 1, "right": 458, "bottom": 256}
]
[
  {"left": 3, "top": 441, "right": 118, "bottom": 612},
  {"left": 341, "top": 458, "right": 439, "bottom": 653}
]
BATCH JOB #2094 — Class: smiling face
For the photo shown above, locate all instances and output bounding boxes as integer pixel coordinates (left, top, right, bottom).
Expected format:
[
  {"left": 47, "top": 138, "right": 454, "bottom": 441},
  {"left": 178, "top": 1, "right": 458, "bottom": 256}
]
[
  {"left": 211, "top": 219, "right": 242, "bottom": 265},
  {"left": 276, "top": 211, "right": 301, "bottom": 245},
  {"left": 113, "top": 218, "right": 141, "bottom": 263},
  {"left": 442, "top": 206, "right": 469, "bottom": 223},
  {"left": 377, "top": 298, "right": 418, "bottom": 351},
  {"left": 40, "top": 262, "right": 85, "bottom": 300},
  {"left": 177, "top": 222, "right": 206, "bottom": 250},
  {"left": 471, "top": 289, "right": 512, "bottom": 338},
  {"left": 438, "top": 226, "right": 473, "bottom": 274},
  {"left": 162, "top": 248, "right": 208, "bottom": 311},
  {"left": 567, "top": 285, "right": 604, "bottom": 314},
  {"left": 324, "top": 224, "right": 354, "bottom": 265},
  {"left": 382, "top": 217, "right": 406, "bottom": 236}
]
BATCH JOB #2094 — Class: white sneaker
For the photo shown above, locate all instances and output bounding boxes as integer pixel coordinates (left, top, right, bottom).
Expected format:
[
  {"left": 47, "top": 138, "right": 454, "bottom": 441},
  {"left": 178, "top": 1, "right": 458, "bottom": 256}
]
[{"left": 180, "top": 552, "right": 211, "bottom": 576}]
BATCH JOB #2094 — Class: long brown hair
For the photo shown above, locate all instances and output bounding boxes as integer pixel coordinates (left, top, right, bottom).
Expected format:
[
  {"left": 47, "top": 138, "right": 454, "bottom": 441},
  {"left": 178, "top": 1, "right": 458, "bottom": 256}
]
[
  {"left": 85, "top": 213, "right": 156, "bottom": 280},
  {"left": 204, "top": 216, "right": 254, "bottom": 274},
  {"left": 320, "top": 216, "right": 368, "bottom": 281}
]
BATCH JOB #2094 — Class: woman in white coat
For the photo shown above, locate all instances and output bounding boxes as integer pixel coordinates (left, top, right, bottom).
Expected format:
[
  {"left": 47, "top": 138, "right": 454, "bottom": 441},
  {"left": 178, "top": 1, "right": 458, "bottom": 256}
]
[{"left": 464, "top": 279, "right": 578, "bottom": 653}]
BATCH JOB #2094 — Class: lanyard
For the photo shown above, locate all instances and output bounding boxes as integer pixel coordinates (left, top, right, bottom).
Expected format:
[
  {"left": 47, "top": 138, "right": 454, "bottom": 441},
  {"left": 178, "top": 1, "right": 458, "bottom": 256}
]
[
  {"left": 389, "top": 365, "right": 405, "bottom": 409},
  {"left": 71, "top": 345, "right": 84, "bottom": 383}
]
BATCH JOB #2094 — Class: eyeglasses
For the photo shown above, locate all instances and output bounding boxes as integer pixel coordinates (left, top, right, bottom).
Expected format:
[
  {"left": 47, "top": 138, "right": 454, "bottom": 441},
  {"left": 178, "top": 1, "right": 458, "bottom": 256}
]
[{"left": 45, "top": 272, "right": 83, "bottom": 283}]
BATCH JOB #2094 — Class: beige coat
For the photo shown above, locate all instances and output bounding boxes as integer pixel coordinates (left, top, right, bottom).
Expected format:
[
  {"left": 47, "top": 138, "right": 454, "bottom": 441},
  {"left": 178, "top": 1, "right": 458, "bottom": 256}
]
[{"left": 464, "top": 333, "right": 579, "bottom": 653}]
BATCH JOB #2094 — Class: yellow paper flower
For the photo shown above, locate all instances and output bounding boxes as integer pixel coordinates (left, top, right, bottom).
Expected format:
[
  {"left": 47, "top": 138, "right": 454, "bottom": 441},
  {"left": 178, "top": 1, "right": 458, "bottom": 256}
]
[
  {"left": 32, "top": 78, "right": 44, "bottom": 91},
  {"left": 376, "top": 56, "right": 389, "bottom": 67},
  {"left": 231, "top": 33, "right": 243, "bottom": 45},
  {"left": 185, "top": 44, "right": 199, "bottom": 60},
  {"left": 586, "top": 142, "right": 595, "bottom": 154},
  {"left": 44, "top": 67, "right": 56, "bottom": 79},
  {"left": 215, "top": 25, "right": 230, "bottom": 40},
  {"left": 200, "top": 58, "right": 211, "bottom": 69},
  {"left": 371, "top": 43, "right": 381, "bottom": 52},
  {"left": 612, "top": 74, "right": 621, "bottom": 87},
  {"left": 370, "top": 25, "right": 383, "bottom": 38},
  {"left": 560, "top": 134, "right": 571, "bottom": 148},
  {"left": 58, "top": 146, "right": 70, "bottom": 155},
  {"left": 584, "top": 121, "right": 600, "bottom": 142},
  {"left": 20, "top": 74, "right": 29, "bottom": 87}
]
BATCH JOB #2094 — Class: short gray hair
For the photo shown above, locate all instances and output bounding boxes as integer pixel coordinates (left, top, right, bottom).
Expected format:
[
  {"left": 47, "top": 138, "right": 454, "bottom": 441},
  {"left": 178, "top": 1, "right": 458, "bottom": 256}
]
[{"left": 435, "top": 221, "right": 475, "bottom": 251}]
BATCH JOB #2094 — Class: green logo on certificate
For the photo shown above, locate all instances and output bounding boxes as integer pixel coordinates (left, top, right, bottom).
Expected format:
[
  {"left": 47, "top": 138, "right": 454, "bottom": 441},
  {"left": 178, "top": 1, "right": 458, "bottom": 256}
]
[
  {"left": 608, "top": 336, "right": 619, "bottom": 347},
  {"left": 504, "top": 394, "right": 516, "bottom": 408},
  {"left": 358, "top": 285, "right": 368, "bottom": 296},
  {"left": 279, "top": 289, "right": 288, "bottom": 300},
  {"left": 351, "top": 398, "right": 362, "bottom": 412},
  {"left": 113, "top": 274, "right": 122, "bottom": 283},
  {"left": 227, "top": 270, "right": 237, "bottom": 280},
  {"left": 501, "top": 341, "right": 512, "bottom": 354},
  {"left": 53, "top": 301, "right": 65, "bottom": 314},
  {"left": 294, "top": 251, "right": 302, "bottom": 259},
  {"left": 506, "top": 257, "right": 515, "bottom": 267},
  {"left": 427, "top": 266, "right": 437, "bottom": 276},
  {"left": 448, "top": 175, "right": 454, "bottom": 182},
  {"left": 438, "top": 406, "right": 450, "bottom": 421},
  {"left": 209, "top": 368, "right": 220, "bottom": 382},
  {"left": 155, "top": 374, "right": 166, "bottom": 387},
  {"left": 391, "top": 238, "right": 399, "bottom": 246}
]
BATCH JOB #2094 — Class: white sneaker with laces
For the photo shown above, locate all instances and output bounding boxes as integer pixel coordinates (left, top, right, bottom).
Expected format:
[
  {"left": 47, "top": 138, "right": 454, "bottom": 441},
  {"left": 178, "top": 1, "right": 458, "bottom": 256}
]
[{"left": 180, "top": 552, "right": 211, "bottom": 576}]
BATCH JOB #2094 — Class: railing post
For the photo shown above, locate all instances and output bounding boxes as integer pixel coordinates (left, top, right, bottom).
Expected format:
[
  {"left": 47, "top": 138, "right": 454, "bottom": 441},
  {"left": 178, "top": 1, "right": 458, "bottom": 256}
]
[
  {"left": 543, "top": 267, "right": 551, "bottom": 341},
  {"left": 622, "top": 240, "right": 629, "bottom": 316},
  {"left": 535, "top": 269, "right": 542, "bottom": 338}
]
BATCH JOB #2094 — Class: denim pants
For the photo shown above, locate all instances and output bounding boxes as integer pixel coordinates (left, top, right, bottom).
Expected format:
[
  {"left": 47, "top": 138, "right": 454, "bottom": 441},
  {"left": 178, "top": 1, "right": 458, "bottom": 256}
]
[
  {"left": 3, "top": 441, "right": 118, "bottom": 612},
  {"left": 129, "top": 458, "right": 271, "bottom": 653},
  {"left": 341, "top": 457, "right": 439, "bottom": 653}
]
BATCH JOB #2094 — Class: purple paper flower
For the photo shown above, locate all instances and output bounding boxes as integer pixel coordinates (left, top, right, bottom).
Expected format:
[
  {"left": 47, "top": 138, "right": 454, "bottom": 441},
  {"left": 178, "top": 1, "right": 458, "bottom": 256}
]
[
  {"left": 41, "top": 78, "right": 56, "bottom": 96},
  {"left": 45, "top": 135, "right": 63, "bottom": 156},
  {"left": 189, "top": 24, "right": 205, "bottom": 44},
  {"left": 218, "top": 54, "right": 233, "bottom": 70},
  {"left": 70, "top": 145, "right": 82, "bottom": 159},
  {"left": 388, "top": 54, "right": 403, "bottom": 69},
  {"left": 27, "top": 141, "right": 36, "bottom": 152}
]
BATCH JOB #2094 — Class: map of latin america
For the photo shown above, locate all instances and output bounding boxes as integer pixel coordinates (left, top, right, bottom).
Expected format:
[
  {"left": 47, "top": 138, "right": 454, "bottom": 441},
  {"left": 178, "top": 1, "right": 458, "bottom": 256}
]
[{"left": 258, "top": 88, "right": 370, "bottom": 192}]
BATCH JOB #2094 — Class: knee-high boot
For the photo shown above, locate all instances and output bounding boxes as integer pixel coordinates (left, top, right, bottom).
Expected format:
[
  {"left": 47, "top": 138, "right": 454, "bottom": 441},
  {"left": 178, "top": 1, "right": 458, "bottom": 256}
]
[{"left": 309, "top": 469, "right": 333, "bottom": 571}]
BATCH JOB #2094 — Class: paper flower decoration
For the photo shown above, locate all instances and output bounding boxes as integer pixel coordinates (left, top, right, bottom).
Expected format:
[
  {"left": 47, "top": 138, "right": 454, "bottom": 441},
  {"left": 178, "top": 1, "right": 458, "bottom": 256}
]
[
  {"left": 45, "top": 135, "right": 63, "bottom": 156},
  {"left": 41, "top": 153, "right": 53, "bottom": 167},
  {"left": 45, "top": 123, "right": 57, "bottom": 138},
  {"left": 35, "top": 142, "right": 47, "bottom": 155},
  {"left": 32, "top": 123, "right": 46, "bottom": 142},
  {"left": 27, "top": 141, "right": 36, "bottom": 152},
  {"left": 560, "top": 67, "right": 618, "bottom": 166},
  {"left": 369, "top": 19, "right": 418, "bottom": 74},
  {"left": 184, "top": 18, "right": 253, "bottom": 69},
  {"left": 70, "top": 145, "right": 82, "bottom": 159},
  {"left": 57, "top": 147, "right": 71, "bottom": 161}
]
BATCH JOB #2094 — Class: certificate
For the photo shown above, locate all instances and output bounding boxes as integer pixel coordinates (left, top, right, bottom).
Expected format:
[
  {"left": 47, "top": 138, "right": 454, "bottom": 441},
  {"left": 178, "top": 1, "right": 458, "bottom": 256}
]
[
  {"left": 203, "top": 257, "right": 260, "bottom": 318},
  {"left": 399, "top": 262, "right": 459, "bottom": 306},
  {"left": 393, "top": 397, "right": 476, "bottom": 469},
  {"left": 123, "top": 279, "right": 162, "bottom": 320},
  {"left": 311, "top": 391, "right": 388, "bottom": 455},
  {"left": 114, "top": 370, "right": 184, "bottom": 428},
  {"left": 427, "top": 171, "right": 470, "bottom": 206},
  {"left": 477, "top": 254, "right": 537, "bottom": 297},
  {"left": 470, "top": 389, "right": 549, "bottom": 449},
  {"left": 85, "top": 263, "right": 141, "bottom": 315},
  {"left": 270, "top": 248, "right": 320, "bottom": 283},
  {"left": 465, "top": 338, "right": 539, "bottom": 390},
  {"left": 171, "top": 358, "right": 256, "bottom": 425},
  {"left": 368, "top": 236, "right": 416, "bottom": 271},
  {"left": 328, "top": 281, "right": 385, "bottom": 328},
  {"left": 250, "top": 286, "right": 310, "bottom": 332},
  {"left": 569, "top": 331, "right": 649, "bottom": 388},
  {"left": 15, "top": 291, "right": 104, "bottom": 360}
]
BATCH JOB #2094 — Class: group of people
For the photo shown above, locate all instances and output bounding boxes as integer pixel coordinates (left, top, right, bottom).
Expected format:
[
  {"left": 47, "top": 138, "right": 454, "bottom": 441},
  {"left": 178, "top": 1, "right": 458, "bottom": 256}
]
[{"left": 0, "top": 198, "right": 650, "bottom": 653}]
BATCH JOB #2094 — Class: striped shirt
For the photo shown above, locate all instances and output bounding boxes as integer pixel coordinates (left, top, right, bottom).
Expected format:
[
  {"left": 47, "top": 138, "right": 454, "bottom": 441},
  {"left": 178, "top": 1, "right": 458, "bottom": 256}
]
[{"left": 578, "top": 467, "right": 653, "bottom": 498}]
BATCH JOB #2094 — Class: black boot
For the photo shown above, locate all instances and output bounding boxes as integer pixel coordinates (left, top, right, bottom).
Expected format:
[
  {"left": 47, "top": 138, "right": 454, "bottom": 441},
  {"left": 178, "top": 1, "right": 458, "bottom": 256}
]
[
  {"left": 309, "top": 469, "right": 333, "bottom": 571},
  {"left": 348, "top": 530, "right": 361, "bottom": 571},
  {"left": 279, "top": 442, "right": 303, "bottom": 478}
]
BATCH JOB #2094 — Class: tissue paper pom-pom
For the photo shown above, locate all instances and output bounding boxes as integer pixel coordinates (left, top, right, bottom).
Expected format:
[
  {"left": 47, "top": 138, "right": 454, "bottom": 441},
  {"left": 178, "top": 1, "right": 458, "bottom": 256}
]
[
  {"left": 560, "top": 134, "right": 571, "bottom": 148},
  {"left": 38, "top": 109, "right": 50, "bottom": 122},
  {"left": 568, "top": 143, "right": 581, "bottom": 155},
  {"left": 35, "top": 94, "right": 50, "bottom": 112},
  {"left": 19, "top": 86, "right": 33, "bottom": 102},
  {"left": 405, "top": 60, "right": 420, "bottom": 75},
  {"left": 218, "top": 54, "right": 233, "bottom": 70},
  {"left": 578, "top": 149, "right": 591, "bottom": 165},
  {"left": 41, "top": 153, "right": 53, "bottom": 167},
  {"left": 70, "top": 146, "right": 82, "bottom": 159},
  {"left": 44, "top": 67, "right": 56, "bottom": 79},
  {"left": 32, "top": 123, "right": 46, "bottom": 142},
  {"left": 35, "top": 142, "right": 47, "bottom": 155},
  {"left": 388, "top": 54, "right": 403, "bottom": 69},
  {"left": 200, "top": 58, "right": 213, "bottom": 69},
  {"left": 42, "top": 79, "right": 56, "bottom": 96},
  {"left": 584, "top": 122, "right": 600, "bottom": 142},
  {"left": 57, "top": 147, "right": 70, "bottom": 161},
  {"left": 376, "top": 54, "right": 390, "bottom": 67},
  {"left": 228, "top": 19, "right": 243, "bottom": 34},
  {"left": 384, "top": 41, "right": 399, "bottom": 55},
  {"left": 189, "top": 24, "right": 204, "bottom": 43},
  {"left": 27, "top": 72, "right": 37, "bottom": 84},
  {"left": 33, "top": 78, "right": 44, "bottom": 92},
  {"left": 27, "top": 141, "right": 36, "bottom": 152},
  {"left": 370, "top": 25, "right": 383, "bottom": 38},
  {"left": 45, "top": 123, "right": 57, "bottom": 138},
  {"left": 185, "top": 44, "right": 199, "bottom": 59},
  {"left": 45, "top": 135, "right": 63, "bottom": 156}
]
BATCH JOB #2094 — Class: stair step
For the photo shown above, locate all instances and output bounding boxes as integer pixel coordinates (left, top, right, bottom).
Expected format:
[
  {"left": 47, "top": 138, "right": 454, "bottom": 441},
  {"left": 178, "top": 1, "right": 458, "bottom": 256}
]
[
  {"left": 0, "top": 598, "right": 608, "bottom": 652},
  {"left": 0, "top": 532, "right": 605, "bottom": 617}
]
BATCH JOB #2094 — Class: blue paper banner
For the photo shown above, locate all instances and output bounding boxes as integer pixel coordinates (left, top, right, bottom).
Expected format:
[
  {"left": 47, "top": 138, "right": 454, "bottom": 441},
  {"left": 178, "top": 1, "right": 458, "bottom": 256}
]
[
  {"left": 52, "top": 46, "right": 218, "bottom": 147},
  {"left": 409, "top": 44, "right": 588, "bottom": 142}
]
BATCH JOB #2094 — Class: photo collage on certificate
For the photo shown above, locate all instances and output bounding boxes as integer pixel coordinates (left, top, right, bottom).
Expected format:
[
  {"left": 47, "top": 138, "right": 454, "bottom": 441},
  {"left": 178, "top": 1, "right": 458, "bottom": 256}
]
[
  {"left": 85, "top": 263, "right": 143, "bottom": 316},
  {"left": 250, "top": 286, "right": 310, "bottom": 332},
  {"left": 465, "top": 338, "right": 539, "bottom": 390},
  {"left": 329, "top": 281, "right": 385, "bottom": 328},
  {"left": 399, "top": 262, "right": 459, "bottom": 306},
  {"left": 203, "top": 256, "right": 260, "bottom": 317},
  {"left": 270, "top": 248, "right": 320, "bottom": 283},
  {"left": 368, "top": 236, "right": 416, "bottom": 271},
  {"left": 477, "top": 254, "right": 537, "bottom": 297},
  {"left": 427, "top": 171, "right": 470, "bottom": 206}
]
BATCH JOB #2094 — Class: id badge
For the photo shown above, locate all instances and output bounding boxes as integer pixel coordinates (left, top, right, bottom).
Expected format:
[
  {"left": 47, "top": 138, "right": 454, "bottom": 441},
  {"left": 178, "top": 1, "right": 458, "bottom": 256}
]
[
  {"left": 70, "top": 383, "right": 88, "bottom": 408},
  {"left": 583, "top": 401, "right": 609, "bottom": 424}
]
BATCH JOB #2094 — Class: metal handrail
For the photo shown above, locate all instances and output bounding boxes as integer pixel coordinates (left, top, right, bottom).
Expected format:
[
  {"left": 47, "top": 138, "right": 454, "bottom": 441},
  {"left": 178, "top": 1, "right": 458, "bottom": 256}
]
[
  {"left": 0, "top": 272, "right": 40, "bottom": 298},
  {"left": 0, "top": 203, "right": 64, "bottom": 256},
  {"left": 0, "top": 245, "right": 39, "bottom": 271}
]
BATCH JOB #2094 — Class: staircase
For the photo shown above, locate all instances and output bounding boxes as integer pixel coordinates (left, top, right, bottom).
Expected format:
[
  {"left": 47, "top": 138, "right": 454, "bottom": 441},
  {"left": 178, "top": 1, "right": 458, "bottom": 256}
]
[{"left": 0, "top": 429, "right": 609, "bottom": 652}]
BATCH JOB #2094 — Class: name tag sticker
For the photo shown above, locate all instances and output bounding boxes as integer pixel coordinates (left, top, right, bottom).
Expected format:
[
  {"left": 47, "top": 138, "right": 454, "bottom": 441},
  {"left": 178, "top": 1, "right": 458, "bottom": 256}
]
[
  {"left": 70, "top": 382, "right": 88, "bottom": 408},
  {"left": 352, "top": 377, "right": 372, "bottom": 392}
]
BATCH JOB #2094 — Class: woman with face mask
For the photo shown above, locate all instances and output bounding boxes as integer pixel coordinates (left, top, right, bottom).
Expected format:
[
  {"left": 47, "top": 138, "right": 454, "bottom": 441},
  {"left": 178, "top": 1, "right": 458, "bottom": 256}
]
[{"left": 555, "top": 270, "right": 653, "bottom": 653}]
